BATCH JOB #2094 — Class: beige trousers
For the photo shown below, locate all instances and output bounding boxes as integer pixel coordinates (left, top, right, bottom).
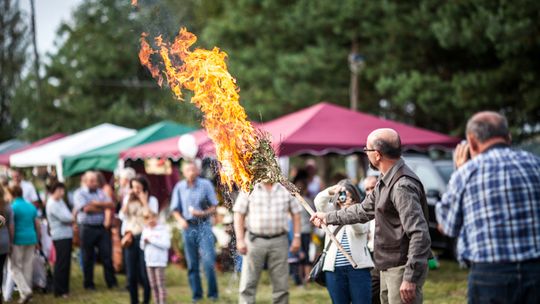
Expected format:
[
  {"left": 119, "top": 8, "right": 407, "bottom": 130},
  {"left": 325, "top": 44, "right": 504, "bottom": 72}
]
[
  {"left": 380, "top": 265, "right": 427, "bottom": 304},
  {"left": 239, "top": 234, "right": 289, "bottom": 304},
  {"left": 10, "top": 245, "right": 35, "bottom": 297}
]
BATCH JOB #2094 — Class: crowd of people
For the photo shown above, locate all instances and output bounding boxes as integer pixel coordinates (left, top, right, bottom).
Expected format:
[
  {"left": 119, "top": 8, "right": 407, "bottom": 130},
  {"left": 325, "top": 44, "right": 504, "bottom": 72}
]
[{"left": 0, "top": 110, "right": 538, "bottom": 304}]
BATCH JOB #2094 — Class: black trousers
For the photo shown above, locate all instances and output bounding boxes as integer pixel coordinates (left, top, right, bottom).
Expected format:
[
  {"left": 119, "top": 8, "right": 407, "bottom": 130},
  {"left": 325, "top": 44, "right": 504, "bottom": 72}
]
[
  {"left": 125, "top": 234, "right": 150, "bottom": 304},
  {"left": 53, "top": 238, "right": 72, "bottom": 296},
  {"left": 80, "top": 225, "right": 117, "bottom": 289},
  {"left": 0, "top": 253, "right": 6, "bottom": 302}
]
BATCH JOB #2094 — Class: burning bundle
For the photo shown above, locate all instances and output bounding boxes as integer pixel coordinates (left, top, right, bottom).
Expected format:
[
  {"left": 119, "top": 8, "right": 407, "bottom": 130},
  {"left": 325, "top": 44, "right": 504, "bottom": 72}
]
[{"left": 139, "top": 27, "right": 356, "bottom": 267}]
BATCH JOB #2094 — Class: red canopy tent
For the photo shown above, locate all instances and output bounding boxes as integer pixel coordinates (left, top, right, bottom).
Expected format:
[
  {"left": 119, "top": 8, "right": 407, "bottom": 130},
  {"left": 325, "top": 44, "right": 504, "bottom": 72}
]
[
  {"left": 260, "top": 102, "right": 460, "bottom": 156},
  {"left": 0, "top": 133, "right": 66, "bottom": 166},
  {"left": 120, "top": 102, "right": 459, "bottom": 160},
  {"left": 119, "top": 129, "right": 214, "bottom": 160}
]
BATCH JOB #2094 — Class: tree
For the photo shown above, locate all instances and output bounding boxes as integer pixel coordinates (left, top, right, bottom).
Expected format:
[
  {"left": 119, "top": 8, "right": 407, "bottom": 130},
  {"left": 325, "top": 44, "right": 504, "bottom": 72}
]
[
  {"left": 201, "top": 0, "right": 540, "bottom": 139},
  {"left": 0, "top": 0, "right": 28, "bottom": 141},
  {"left": 12, "top": 0, "right": 210, "bottom": 140}
]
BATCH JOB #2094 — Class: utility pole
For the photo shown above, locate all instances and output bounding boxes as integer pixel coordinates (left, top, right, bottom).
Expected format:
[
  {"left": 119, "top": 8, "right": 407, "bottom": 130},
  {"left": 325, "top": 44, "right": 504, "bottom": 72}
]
[
  {"left": 348, "top": 39, "right": 365, "bottom": 111},
  {"left": 29, "top": 0, "right": 41, "bottom": 104}
]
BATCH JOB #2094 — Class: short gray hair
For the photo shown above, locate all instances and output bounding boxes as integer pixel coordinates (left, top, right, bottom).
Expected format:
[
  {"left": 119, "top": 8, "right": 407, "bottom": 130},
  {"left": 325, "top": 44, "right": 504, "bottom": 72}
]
[
  {"left": 466, "top": 112, "right": 509, "bottom": 143},
  {"left": 372, "top": 137, "right": 401, "bottom": 159}
]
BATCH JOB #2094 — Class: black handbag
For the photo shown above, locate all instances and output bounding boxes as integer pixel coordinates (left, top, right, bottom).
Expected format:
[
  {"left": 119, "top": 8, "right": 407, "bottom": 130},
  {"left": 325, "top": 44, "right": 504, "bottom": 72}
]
[{"left": 309, "top": 225, "right": 344, "bottom": 286}]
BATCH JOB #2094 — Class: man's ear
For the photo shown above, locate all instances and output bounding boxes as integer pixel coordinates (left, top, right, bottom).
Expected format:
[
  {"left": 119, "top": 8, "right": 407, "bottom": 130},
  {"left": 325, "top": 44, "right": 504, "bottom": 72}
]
[{"left": 467, "top": 133, "right": 479, "bottom": 156}]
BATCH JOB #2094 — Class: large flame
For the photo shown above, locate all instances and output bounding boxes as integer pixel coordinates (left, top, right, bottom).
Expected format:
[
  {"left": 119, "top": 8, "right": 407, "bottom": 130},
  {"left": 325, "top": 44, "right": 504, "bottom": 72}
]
[{"left": 139, "top": 28, "right": 258, "bottom": 191}]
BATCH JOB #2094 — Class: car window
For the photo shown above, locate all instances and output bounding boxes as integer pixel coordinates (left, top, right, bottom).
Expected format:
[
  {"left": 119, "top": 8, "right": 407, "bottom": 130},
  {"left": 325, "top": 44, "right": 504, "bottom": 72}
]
[
  {"left": 435, "top": 164, "right": 454, "bottom": 183},
  {"left": 411, "top": 166, "right": 441, "bottom": 192}
]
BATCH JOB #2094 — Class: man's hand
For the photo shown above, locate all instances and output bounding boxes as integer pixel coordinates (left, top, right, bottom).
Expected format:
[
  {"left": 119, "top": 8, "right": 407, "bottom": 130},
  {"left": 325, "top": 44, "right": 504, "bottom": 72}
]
[
  {"left": 177, "top": 218, "right": 189, "bottom": 230},
  {"left": 236, "top": 239, "right": 248, "bottom": 255},
  {"left": 310, "top": 212, "right": 327, "bottom": 228},
  {"left": 327, "top": 185, "right": 345, "bottom": 196},
  {"left": 454, "top": 141, "right": 470, "bottom": 169},
  {"left": 400, "top": 280, "right": 417, "bottom": 304},
  {"left": 290, "top": 237, "right": 301, "bottom": 254},
  {"left": 0, "top": 215, "right": 5, "bottom": 228}
]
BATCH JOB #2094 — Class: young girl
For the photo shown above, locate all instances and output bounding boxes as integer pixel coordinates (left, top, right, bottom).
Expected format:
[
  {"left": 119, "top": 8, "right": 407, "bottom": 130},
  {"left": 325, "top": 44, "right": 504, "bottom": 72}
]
[{"left": 140, "top": 209, "right": 170, "bottom": 304}]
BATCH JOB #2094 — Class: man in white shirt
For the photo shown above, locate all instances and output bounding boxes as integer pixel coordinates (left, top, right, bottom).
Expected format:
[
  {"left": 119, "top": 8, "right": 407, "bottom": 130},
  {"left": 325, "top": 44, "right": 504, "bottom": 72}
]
[{"left": 9, "top": 168, "right": 39, "bottom": 207}]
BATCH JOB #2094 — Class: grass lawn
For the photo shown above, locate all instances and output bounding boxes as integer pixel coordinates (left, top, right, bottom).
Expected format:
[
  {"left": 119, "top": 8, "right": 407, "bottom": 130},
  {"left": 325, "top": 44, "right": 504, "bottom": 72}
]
[{"left": 25, "top": 259, "right": 467, "bottom": 303}]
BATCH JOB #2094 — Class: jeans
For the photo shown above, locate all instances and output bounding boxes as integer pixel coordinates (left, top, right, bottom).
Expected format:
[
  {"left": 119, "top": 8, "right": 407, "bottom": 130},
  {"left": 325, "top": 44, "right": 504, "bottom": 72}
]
[
  {"left": 53, "top": 238, "right": 72, "bottom": 296},
  {"left": 80, "top": 225, "right": 117, "bottom": 289},
  {"left": 325, "top": 266, "right": 372, "bottom": 304},
  {"left": 182, "top": 222, "right": 218, "bottom": 301},
  {"left": 468, "top": 260, "right": 540, "bottom": 304},
  {"left": 125, "top": 234, "right": 150, "bottom": 304}
]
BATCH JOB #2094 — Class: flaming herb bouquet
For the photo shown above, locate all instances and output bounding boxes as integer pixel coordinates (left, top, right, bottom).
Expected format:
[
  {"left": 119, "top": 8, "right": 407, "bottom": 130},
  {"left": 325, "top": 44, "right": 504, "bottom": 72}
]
[
  {"left": 139, "top": 27, "right": 355, "bottom": 267},
  {"left": 139, "top": 28, "right": 296, "bottom": 194}
]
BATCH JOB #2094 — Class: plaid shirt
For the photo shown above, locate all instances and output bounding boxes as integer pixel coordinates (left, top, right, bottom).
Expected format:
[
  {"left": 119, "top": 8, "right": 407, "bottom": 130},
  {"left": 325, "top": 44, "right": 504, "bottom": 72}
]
[
  {"left": 234, "top": 183, "right": 302, "bottom": 236},
  {"left": 74, "top": 187, "right": 112, "bottom": 226},
  {"left": 436, "top": 145, "right": 540, "bottom": 264}
]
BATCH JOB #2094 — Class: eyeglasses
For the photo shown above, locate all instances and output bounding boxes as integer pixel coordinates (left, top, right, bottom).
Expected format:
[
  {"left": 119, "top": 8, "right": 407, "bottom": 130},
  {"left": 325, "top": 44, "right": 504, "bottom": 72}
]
[{"left": 363, "top": 147, "right": 377, "bottom": 153}]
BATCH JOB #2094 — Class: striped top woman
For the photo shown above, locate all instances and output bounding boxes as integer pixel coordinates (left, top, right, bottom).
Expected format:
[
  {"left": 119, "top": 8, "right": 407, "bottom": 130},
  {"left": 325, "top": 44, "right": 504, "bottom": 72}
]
[{"left": 315, "top": 179, "right": 374, "bottom": 304}]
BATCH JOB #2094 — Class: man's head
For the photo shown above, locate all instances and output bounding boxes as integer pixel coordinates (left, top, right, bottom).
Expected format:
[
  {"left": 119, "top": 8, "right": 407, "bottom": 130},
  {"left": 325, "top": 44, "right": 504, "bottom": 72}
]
[
  {"left": 84, "top": 171, "right": 99, "bottom": 191},
  {"left": 363, "top": 175, "right": 378, "bottom": 195},
  {"left": 365, "top": 128, "right": 402, "bottom": 172},
  {"left": 466, "top": 111, "right": 510, "bottom": 157},
  {"left": 118, "top": 167, "right": 136, "bottom": 188},
  {"left": 9, "top": 168, "right": 22, "bottom": 185},
  {"left": 181, "top": 160, "right": 199, "bottom": 183}
]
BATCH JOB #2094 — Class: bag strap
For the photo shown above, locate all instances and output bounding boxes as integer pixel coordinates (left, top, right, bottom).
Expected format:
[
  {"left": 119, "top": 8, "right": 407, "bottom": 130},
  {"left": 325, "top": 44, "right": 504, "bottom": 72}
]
[{"left": 323, "top": 225, "right": 344, "bottom": 252}]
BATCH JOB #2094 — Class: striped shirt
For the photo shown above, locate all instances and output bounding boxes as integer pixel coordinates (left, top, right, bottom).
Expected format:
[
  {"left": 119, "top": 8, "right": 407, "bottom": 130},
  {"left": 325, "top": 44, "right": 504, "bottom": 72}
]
[
  {"left": 234, "top": 183, "right": 302, "bottom": 235},
  {"left": 436, "top": 145, "right": 540, "bottom": 264},
  {"left": 334, "top": 230, "right": 353, "bottom": 267}
]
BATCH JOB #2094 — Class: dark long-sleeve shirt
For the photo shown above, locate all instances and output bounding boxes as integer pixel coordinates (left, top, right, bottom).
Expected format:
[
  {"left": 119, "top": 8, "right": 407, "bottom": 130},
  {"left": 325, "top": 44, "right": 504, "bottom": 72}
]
[{"left": 326, "top": 159, "right": 431, "bottom": 283}]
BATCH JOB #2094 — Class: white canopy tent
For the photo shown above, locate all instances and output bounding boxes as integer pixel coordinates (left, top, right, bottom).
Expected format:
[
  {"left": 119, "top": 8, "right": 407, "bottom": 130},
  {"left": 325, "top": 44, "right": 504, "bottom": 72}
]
[{"left": 10, "top": 123, "right": 136, "bottom": 181}]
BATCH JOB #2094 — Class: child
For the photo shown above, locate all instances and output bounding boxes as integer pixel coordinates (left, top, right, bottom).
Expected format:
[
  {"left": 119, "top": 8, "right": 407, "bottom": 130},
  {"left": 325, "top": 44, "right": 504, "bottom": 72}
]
[{"left": 140, "top": 209, "right": 170, "bottom": 304}]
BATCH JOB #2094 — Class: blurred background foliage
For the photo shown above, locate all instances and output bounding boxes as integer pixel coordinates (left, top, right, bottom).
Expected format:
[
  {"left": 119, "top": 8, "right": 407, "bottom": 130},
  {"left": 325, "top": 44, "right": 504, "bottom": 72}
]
[{"left": 3, "top": 0, "right": 539, "bottom": 141}]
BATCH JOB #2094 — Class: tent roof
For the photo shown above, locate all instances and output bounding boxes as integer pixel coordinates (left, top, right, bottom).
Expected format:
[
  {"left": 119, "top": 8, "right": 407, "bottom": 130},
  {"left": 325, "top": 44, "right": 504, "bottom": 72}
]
[
  {"left": 10, "top": 124, "right": 135, "bottom": 174},
  {"left": 62, "top": 121, "right": 195, "bottom": 176},
  {"left": 0, "top": 134, "right": 66, "bottom": 166},
  {"left": 260, "top": 102, "right": 460, "bottom": 156},
  {"left": 120, "top": 129, "right": 214, "bottom": 161},
  {"left": 0, "top": 139, "right": 28, "bottom": 155},
  {"left": 120, "top": 102, "right": 460, "bottom": 160}
]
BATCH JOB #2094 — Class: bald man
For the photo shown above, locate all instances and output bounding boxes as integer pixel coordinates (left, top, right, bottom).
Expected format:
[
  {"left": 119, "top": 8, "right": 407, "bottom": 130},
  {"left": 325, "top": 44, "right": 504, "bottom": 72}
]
[
  {"left": 311, "top": 128, "right": 431, "bottom": 304},
  {"left": 74, "top": 171, "right": 117, "bottom": 290},
  {"left": 436, "top": 112, "right": 540, "bottom": 304}
]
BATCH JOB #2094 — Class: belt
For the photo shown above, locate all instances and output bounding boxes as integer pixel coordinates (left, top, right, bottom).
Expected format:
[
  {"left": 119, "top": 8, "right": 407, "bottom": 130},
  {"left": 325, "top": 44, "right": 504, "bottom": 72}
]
[
  {"left": 470, "top": 257, "right": 540, "bottom": 268},
  {"left": 248, "top": 232, "right": 286, "bottom": 240},
  {"left": 186, "top": 219, "right": 209, "bottom": 226}
]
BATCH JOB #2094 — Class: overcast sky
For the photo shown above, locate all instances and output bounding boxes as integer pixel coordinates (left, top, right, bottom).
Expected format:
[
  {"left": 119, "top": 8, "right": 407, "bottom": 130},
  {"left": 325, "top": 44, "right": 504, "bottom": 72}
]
[{"left": 20, "top": 0, "right": 83, "bottom": 55}]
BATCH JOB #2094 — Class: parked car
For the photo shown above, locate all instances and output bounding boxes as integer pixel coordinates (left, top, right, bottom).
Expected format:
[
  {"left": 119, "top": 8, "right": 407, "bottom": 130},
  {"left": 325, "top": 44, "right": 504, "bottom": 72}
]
[{"left": 402, "top": 154, "right": 457, "bottom": 258}]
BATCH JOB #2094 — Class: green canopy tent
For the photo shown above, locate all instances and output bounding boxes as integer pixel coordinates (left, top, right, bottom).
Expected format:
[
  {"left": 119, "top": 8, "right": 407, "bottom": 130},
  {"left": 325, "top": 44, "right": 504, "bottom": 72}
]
[{"left": 62, "top": 121, "right": 195, "bottom": 177}]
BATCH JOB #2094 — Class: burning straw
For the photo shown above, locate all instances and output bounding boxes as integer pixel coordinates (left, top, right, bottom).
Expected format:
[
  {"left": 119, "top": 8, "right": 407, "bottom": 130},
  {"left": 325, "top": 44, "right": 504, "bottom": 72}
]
[{"left": 139, "top": 27, "right": 357, "bottom": 268}]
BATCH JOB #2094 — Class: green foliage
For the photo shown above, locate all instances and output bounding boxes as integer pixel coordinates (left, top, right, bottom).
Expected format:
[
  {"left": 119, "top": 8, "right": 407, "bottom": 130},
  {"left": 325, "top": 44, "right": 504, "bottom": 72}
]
[
  {"left": 12, "top": 0, "right": 540, "bottom": 141},
  {"left": 13, "top": 0, "right": 206, "bottom": 140},
  {"left": 202, "top": 0, "right": 540, "bottom": 139},
  {"left": 0, "top": 0, "right": 28, "bottom": 141}
]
